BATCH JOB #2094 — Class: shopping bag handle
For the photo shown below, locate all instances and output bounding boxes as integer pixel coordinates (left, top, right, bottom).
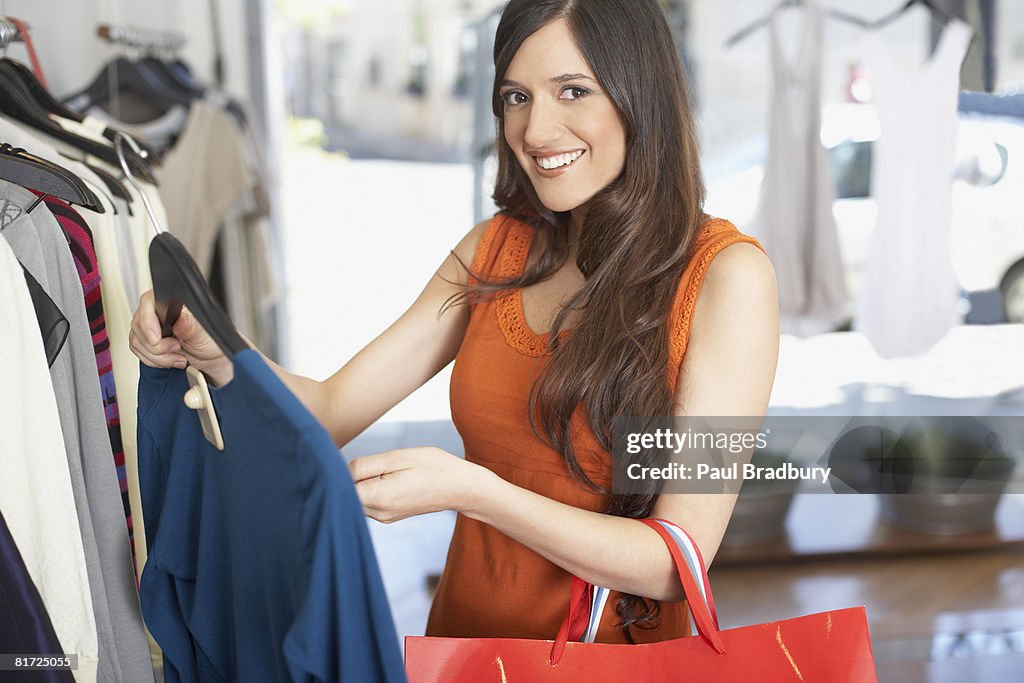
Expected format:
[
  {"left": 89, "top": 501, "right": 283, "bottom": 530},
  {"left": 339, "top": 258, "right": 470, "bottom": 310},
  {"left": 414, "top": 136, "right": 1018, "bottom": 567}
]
[
  {"left": 640, "top": 518, "right": 724, "bottom": 652},
  {"left": 550, "top": 574, "right": 593, "bottom": 664},
  {"left": 579, "top": 519, "right": 720, "bottom": 641},
  {"left": 550, "top": 518, "right": 726, "bottom": 665}
]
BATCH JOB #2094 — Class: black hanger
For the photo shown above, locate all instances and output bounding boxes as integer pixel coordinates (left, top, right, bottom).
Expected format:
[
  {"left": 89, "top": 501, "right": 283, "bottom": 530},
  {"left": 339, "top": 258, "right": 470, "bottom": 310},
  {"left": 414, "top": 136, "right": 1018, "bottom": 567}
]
[
  {"left": 162, "top": 57, "right": 249, "bottom": 126},
  {"left": 83, "top": 162, "right": 131, "bottom": 207},
  {"left": 0, "top": 68, "right": 156, "bottom": 184},
  {"left": 0, "top": 59, "right": 84, "bottom": 123},
  {"left": 62, "top": 56, "right": 192, "bottom": 114},
  {"left": 161, "top": 54, "right": 247, "bottom": 127},
  {"left": 0, "top": 58, "right": 159, "bottom": 172},
  {"left": 150, "top": 233, "right": 247, "bottom": 356},
  {"left": 99, "top": 128, "right": 160, "bottom": 167},
  {"left": 113, "top": 132, "right": 246, "bottom": 357},
  {"left": 871, "top": 0, "right": 958, "bottom": 30},
  {"left": 168, "top": 58, "right": 195, "bottom": 81},
  {"left": 0, "top": 143, "right": 104, "bottom": 211},
  {"left": 139, "top": 56, "right": 204, "bottom": 100},
  {"left": 166, "top": 58, "right": 206, "bottom": 95},
  {"left": 725, "top": 0, "right": 871, "bottom": 48}
]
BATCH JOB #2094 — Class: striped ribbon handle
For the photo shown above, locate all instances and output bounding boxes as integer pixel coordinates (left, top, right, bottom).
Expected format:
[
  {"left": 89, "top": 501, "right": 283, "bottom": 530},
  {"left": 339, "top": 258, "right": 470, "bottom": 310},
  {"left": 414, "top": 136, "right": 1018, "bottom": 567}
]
[{"left": 560, "top": 518, "right": 724, "bottom": 657}]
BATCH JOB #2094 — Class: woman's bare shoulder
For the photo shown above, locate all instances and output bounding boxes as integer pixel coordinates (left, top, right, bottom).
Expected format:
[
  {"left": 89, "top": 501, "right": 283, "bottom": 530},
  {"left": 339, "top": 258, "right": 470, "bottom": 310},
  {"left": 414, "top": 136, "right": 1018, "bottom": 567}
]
[
  {"left": 703, "top": 240, "right": 774, "bottom": 295},
  {"left": 451, "top": 218, "right": 493, "bottom": 267},
  {"left": 691, "top": 241, "right": 778, "bottom": 341}
]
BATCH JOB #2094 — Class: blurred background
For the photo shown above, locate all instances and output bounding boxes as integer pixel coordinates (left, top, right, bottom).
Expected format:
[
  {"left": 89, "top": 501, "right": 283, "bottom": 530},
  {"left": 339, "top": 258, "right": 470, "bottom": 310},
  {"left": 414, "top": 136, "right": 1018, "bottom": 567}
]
[{"left": 8, "top": 0, "right": 1024, "bottom": 679}]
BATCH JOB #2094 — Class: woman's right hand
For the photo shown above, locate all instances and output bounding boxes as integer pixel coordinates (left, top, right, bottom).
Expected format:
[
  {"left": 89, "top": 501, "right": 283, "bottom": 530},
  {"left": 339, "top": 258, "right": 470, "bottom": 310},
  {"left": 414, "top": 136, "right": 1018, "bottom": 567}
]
[{"left": 129, "top": 289, "right": 234, "bottom": 385}]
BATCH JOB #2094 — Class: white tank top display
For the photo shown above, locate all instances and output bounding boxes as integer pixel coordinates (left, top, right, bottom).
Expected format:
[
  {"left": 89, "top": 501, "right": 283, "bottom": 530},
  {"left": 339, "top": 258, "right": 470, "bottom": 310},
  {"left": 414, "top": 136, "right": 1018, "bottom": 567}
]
[
  {"left": 754, "top": 0, "right": 849, "bottom": 337},
  {"left": 855, "top": 17, "right": 972, "bottom": 358}
]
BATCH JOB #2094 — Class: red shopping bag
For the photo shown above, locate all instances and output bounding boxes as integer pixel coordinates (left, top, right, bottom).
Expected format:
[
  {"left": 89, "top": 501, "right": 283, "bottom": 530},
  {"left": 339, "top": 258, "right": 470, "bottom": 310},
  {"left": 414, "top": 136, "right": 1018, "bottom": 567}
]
[{"left": 405, "top": 519, "right": 877, "bottom": 682}]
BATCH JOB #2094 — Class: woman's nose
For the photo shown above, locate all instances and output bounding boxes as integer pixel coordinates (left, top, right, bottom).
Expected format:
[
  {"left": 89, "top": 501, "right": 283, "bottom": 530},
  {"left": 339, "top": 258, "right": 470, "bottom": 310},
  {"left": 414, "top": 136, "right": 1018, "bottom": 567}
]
[{"left": 523, "top": 98, "right": 563, "bottom": 149}]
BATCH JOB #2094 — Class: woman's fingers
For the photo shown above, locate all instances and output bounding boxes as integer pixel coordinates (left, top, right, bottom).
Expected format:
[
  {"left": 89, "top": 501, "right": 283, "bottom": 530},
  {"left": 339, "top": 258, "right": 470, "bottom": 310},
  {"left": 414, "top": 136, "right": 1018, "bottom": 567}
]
[
  {"left": 171, "top": 306, "right": 193, "bottom": 339},
  {"left": 129, "top": 328, "right": 187, "bottom": 368},
  {"left": 147, "top": 335, "right": 181, "bottom": 355},
  {"left": 349, "top": 454, "right": 389, "bottom": 483},
  {"left": 349, "top": 451, "right": 414, "bottom": 482},
  {"left": 130, "top": 291, "right": 186, "bottom": 367},
  {"left": 353, "top": 476, "right": 408, "bottom": 524},
  {"left": 135, "top": 290, "right": 163, "bottom": 345},
  {"left": 131, "top": 290, "right": 168, "bottom": 351}
]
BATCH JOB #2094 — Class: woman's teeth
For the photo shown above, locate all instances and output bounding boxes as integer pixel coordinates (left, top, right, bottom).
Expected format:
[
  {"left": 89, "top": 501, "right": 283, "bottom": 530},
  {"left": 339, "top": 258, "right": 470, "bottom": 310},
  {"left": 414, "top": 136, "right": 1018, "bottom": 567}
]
[{"left": 536, "top": 150, "right": 584, "bottom": 170}]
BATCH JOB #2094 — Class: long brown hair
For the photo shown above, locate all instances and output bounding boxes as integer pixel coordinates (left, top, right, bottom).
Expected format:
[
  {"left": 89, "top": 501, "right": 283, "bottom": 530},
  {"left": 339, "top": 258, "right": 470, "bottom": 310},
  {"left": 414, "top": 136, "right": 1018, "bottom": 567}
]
[{"left": 455, "top": 0, "right": 706, "bottom": 639}]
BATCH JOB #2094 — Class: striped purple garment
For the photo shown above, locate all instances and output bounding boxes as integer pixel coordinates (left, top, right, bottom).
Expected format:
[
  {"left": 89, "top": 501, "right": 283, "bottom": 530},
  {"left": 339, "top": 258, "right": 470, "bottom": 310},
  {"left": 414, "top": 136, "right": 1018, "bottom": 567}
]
[{"left": 31, "top": 190, "right": 137, "bottom": 580}]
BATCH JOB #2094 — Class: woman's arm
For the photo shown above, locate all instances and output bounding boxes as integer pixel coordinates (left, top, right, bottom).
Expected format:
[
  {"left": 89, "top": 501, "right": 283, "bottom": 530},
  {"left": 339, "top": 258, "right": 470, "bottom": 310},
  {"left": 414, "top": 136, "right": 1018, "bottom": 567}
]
[
  {"left": 351, "top": 242, "right": 779, "bottom": 601},
  {"left": 265, "top": 220, "right": 489, "bottom": 447},
  {"left": 130, "top": 220, "right": 490, "bottom": 448}
]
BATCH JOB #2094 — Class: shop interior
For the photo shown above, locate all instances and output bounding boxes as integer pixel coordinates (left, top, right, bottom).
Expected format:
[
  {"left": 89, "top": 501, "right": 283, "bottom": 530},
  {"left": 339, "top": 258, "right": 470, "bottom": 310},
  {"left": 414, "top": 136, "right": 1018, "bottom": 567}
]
[{"left": 1, "top": 0, "right": 1023, "bottom": 680}]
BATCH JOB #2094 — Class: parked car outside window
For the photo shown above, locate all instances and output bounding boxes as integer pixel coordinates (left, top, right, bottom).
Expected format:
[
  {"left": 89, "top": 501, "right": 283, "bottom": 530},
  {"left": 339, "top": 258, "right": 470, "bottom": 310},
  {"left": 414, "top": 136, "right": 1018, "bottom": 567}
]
[{"left": 704, "top": 103, "right": 1024, "bottom": 324}]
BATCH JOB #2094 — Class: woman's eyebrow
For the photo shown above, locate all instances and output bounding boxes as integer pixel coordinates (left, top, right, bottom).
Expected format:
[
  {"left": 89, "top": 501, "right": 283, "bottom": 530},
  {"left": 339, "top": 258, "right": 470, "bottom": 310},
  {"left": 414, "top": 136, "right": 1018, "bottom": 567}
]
[
  {"left": 550, "top": 73, "right": 595, "bottom": 84},
  {"left": 500, "top": 73, "right": 596, "bottom": 88}
]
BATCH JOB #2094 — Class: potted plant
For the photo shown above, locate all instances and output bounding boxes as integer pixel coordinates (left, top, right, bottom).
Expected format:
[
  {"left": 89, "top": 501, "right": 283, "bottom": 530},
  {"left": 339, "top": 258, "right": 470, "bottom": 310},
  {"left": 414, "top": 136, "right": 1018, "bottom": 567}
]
[{"left": 877, "top": 418, "right": 1016, "bottom": 535}]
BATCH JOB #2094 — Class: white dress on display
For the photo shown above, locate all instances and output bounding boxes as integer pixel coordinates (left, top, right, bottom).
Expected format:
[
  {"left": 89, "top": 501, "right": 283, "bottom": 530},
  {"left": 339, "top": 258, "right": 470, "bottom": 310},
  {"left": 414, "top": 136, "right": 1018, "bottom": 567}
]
[
  {"left": 855, "top": 18, "right": 972, "bottom": 357},
  {"left": 754, "top": 0, "right": 848, "bottom": 336}
]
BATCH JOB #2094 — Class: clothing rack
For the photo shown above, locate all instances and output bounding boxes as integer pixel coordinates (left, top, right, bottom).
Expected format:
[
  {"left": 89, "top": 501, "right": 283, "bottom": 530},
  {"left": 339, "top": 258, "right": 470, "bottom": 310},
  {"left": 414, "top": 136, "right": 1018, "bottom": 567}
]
[
  {"left": 96, "top": 23, "right": 186, "bottom": 54},
  {"left": 0, "top": 17, "right": 26, "bottom": 50}
]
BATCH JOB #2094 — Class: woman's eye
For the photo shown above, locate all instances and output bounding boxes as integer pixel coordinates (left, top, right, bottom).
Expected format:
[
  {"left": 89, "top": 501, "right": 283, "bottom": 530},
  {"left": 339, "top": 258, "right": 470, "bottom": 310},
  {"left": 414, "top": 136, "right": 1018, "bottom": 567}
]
[
  {"left": 501, "top": 91, "right": 528, "bottom": 106},
  {"left": 560, "top": 86, "right": 591, "bottom": 101}
]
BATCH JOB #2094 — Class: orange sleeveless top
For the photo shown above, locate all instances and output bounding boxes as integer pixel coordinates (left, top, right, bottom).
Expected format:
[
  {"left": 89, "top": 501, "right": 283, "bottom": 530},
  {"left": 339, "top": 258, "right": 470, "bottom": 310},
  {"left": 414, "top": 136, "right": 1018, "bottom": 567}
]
[{"left": 426, "top": 213, "right": 764, "bottom": 643}]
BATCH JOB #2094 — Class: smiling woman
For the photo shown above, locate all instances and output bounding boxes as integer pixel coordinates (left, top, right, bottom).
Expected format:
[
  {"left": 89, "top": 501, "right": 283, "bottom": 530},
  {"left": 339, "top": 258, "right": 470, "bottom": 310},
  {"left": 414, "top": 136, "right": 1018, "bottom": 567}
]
[
  {"left": 417, "top": 0, "right": 779, "bottom": 645},
  {"left": 497, "top": 22, "right": 626, "bottom": 212},
  {"left": 128, "top": 0, "right": 778, "bottom": 653}
]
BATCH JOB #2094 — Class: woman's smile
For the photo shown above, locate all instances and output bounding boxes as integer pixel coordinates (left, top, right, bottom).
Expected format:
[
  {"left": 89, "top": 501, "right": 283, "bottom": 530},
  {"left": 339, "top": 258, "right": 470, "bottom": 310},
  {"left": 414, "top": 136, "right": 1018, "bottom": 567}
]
[{"left": 532, "top": 149, "right": 586, "bottom": 175}]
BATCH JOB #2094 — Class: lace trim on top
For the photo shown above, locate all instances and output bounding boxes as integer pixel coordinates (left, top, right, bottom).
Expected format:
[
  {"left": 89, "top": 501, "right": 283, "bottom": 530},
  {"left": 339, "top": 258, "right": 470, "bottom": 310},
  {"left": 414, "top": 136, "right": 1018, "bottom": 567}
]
[
  {"left": 468, "top": 214, "right": 502, "bottom": 282},
  {"left": 493, "top": 219, "right": 552, "bottom": 356},
  {"left": 667, "top": 219, "right": 764, "bottom": 392},
  {"left": 478, "top": 214, "right": 763, "bottom": 368}
]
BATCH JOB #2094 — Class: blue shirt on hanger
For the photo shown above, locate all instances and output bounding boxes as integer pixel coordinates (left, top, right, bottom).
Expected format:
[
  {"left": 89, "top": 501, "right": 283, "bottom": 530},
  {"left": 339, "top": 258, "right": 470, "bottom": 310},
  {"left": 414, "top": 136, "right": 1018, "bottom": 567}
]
[{"left": 137, "top": 350, "right": 406, "bottom": 683}]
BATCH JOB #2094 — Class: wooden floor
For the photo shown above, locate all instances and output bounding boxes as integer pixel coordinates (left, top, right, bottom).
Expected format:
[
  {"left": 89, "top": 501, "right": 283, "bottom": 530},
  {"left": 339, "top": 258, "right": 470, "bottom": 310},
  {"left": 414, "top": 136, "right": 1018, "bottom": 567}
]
[{"left": 710, "top": 502, "right": 1024, "bottom": 681}]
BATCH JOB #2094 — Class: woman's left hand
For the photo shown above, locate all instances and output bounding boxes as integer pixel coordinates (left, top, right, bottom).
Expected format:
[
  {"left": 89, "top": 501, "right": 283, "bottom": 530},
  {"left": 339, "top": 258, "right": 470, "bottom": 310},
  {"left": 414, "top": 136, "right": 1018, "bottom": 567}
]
[{"left": 349, "top": 447, "right": 492, "bottom": 523}]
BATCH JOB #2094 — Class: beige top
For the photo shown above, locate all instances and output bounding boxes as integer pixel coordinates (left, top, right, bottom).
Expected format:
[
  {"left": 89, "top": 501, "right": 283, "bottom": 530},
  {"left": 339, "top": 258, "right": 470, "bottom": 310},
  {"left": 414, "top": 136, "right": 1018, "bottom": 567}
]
[{"left": 157, "top": 101, "right": 253, "bottom": 275}]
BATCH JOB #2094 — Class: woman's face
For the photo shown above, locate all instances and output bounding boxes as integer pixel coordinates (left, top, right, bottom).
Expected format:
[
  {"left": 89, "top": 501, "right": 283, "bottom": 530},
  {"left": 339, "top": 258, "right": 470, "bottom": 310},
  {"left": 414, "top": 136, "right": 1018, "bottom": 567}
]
[{"left": 499, "top": 18, "right": 627, "bottom": 215}]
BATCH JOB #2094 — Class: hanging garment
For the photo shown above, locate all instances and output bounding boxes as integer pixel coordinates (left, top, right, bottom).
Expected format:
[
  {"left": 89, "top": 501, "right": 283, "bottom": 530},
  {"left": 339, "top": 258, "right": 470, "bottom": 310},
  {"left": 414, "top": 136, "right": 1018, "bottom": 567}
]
[
  {"left": 428, "top": 214, "right": 765, "bottom": 643},
  {"left": 136, "top": 350, "right": 406, "bottom": 683},
  {"left": 215, "top": 189, "right": 280, "bottom": 353},
  {"left": 109, "top": 195, "right": 142, "bottom": 310},
  {"left": 157, "top": 100, "right": 253, "bottom": 276},
  {"left": 33, "top": 191, "right": 134, "bottom": 572},
  {"left": 215, "top": 107, "right": 282, "bottom": 356},
  {"left": 0, "top": 510, "right": 75, "bottom": 683},
  {"left": 1, "top": 181, "right": 153, "bottom": 682},
  {"left": 2, "top": 190, "right": 114, "bottom": 682},
  {"left": 86, "top": 97, "right": 281, "bottom": 354},
  {"left": 0, "top": 116, "right": 152, "bottom": 598},
  {"left": 27, "top": 114, "right": 167, "bottom": 666},
  {"left": 855, "top": 19, "right": 972, "bottom": 357},
  {"left": 49, "top": 113, "right": 164, "bottom": 300},
  {"left": 752, "top": 0, "right": 847, "bottom": 336},
  {"left": 44, "top": 113, "right": 171, "bottom": 670},
  {"left": 82, "top": 106, "right": 189, "bottom": 158},
  {"left": 0, "top": 235, "right": 98, "bottom": 683}
]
